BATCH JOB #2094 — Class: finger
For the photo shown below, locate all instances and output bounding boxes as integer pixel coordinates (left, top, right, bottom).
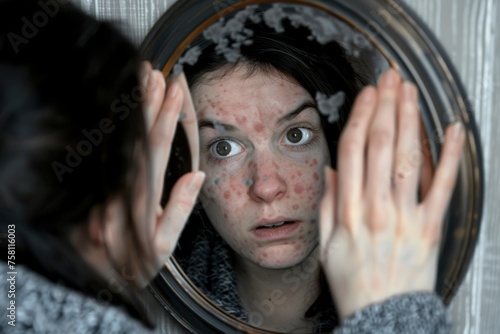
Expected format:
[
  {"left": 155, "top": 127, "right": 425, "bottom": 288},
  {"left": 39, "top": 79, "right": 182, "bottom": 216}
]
[
  {"left": 150, "top": 79, "right": 184, "bottom": 206},
  {"left": 337, "top": 86, "right": 377, "bottom": 216},
  {"left": 421, "top": 123, "right": 465, "bottom": 241},
  {"left": 394, "top": 83, "right": 421, "bottom": 206},
  {"left": 419, "top": 119, "right": 434, "bottom": 201},
  {"left": 144, "top": 70, "right": 166, "bottom": 131},
  {"left": 366, "top": 68, "right": 401, "bottom": 199},
  {"left": 154, "top": 171, "right": 205, "bottom": 261},
  {"left": 319, "top": 167, "right": 337, "bottom": 261},
  {"left": 176, "top": 72, "right": 200, "bottom": 170}
]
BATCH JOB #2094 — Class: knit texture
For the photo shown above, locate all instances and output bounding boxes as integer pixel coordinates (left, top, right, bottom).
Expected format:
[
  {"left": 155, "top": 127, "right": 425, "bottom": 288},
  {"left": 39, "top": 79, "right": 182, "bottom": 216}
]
[
  {"left": 0, "top": 262, "right": 155, "bottom": 334},
  {"left": 335, "top": 292, "right": 452, "bottom": 334},
  {"left": 179, "top": 224, "right": 452, "bottom": 334}
]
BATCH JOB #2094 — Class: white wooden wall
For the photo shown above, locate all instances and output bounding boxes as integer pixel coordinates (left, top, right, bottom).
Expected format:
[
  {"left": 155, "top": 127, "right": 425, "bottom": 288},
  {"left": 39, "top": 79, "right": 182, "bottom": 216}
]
[{"left": 72, "top": 0, "right": 500, "bottom": 333}]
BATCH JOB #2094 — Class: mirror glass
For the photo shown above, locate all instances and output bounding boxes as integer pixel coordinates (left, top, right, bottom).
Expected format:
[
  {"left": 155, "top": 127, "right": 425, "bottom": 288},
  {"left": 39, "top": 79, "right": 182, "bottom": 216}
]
[{"left": 141, "top": 1, "right": 483, "bottom": 333}]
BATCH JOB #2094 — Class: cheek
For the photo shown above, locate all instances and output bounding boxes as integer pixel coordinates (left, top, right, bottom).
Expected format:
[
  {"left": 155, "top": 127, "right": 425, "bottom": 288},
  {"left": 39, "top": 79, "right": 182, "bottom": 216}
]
[{"left": 287, "top": 164, "right": 325, "bottom": 211}]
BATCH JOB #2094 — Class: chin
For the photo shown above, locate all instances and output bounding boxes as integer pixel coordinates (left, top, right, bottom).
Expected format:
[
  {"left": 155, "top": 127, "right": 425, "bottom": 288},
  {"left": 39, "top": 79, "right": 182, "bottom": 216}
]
[{"left": 255, "top": 243, "right": 317, "bottom": 270}]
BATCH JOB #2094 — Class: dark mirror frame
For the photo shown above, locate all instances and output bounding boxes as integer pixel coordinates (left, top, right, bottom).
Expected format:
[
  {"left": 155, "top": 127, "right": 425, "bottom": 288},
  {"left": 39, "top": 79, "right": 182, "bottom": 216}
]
[{"left": 140, "top": 1, "right": 484, "bottom": 333}]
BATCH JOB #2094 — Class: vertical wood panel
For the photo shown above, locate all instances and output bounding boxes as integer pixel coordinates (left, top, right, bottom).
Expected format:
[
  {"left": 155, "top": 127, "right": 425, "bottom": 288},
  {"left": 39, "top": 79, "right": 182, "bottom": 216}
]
[
  {"left": 403, "top": 2, "right": 500, "bottom": 333},
  {"left": 70, "top": 0, "right": 500, "bottom": 332}
]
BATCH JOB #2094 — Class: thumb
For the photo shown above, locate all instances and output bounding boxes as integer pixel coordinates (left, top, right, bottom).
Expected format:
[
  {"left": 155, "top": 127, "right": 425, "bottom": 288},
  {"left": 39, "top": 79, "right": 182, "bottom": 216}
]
[{"left": 154, "top": 171, "right": 205, "bottom": 264}]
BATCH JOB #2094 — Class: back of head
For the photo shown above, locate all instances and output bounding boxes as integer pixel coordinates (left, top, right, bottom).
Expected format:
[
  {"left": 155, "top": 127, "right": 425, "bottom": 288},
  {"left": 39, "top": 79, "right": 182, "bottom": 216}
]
[{"left": 0, "top": 0, "right": 150, "bottom": 324}]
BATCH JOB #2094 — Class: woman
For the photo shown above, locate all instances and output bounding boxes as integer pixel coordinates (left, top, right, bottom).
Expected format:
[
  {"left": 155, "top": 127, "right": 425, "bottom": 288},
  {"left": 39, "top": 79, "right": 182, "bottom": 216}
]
[
  {"left": 176, "top": 8, "right": 464, "bottom": 333},
  {"left": 0, "top": 1, "right": 204, "bottom": 332}
]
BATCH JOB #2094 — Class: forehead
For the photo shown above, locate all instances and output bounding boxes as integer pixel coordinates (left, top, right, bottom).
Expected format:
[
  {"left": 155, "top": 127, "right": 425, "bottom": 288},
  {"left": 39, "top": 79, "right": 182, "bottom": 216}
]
[{"left": 192, "top": 65, "right": 313, "bottom": 124}]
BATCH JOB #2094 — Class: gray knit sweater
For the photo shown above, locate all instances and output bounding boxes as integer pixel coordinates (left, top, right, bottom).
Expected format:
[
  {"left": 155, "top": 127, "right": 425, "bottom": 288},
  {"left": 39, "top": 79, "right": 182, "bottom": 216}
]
[
  {"left": 0, "top": 262, "right": 155, "bottom": 334},
  {"left": 180, "top": 226, "right": 452, "bottom": 334},
  {"left": 0, "top": 260, "right": 451, "bottom": 334}
]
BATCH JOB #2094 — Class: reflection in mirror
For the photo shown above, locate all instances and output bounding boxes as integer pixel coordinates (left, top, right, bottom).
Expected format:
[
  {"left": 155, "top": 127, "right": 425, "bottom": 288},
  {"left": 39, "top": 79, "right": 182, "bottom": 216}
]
[{"left": 172, "top": 4, "right": 393, "bottom": 333}]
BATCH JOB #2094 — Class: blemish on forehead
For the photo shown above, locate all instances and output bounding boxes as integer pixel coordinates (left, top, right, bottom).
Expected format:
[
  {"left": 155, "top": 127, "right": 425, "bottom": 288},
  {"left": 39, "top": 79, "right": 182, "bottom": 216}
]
[
  {"left": 313, "top": 173, "right": 319, "bottom": 181},
  {"left": 254, "top": 123, "right": 264, "bottom": 132},
  {"left": 295, "top": 245, "right": 302, "bottom": 251},
  {"left": 224, "top": 190, "right": 231, "bottom": 199},
  {"left": 310, "top": 159, "right": 318, "bottom": 167},
  {"left": 292, "top": 204, "right": 299, "bottom": 210}
]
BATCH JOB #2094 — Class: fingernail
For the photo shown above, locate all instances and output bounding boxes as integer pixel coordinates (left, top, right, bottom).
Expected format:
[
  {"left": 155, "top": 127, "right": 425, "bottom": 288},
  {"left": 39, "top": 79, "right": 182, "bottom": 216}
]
[
  {"left": 361, "top": 87, "right": 376, "bottom": 102},
  {"left": 380, "top": 69, "right": 399, "bottom": 88},
  {"left": 403, "top": 83, "right": 416, "bottom": 101},
  {"left": 189, "top": 171, "right": 206, "bottom": 193},
  {"left": 147, "top": 71, "right": 157, "bottom": 89},
  {"left": 168, "top": 81, "right": 180, "bottom": 98},
  {"left": 450, "top": 122, "right": 464, "bottom": 140}
]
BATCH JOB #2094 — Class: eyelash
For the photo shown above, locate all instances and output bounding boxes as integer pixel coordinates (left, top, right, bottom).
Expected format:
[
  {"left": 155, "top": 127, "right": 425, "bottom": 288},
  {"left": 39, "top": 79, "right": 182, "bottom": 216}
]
[
  {"left": 205, "top": 137, "right": 243, "bottom": 165},
  {"left": 204, "top": 123, "right": 321, "bottom": 164},
  {"left": 282, "top": 124, "right": 320, "bottom": 151}
]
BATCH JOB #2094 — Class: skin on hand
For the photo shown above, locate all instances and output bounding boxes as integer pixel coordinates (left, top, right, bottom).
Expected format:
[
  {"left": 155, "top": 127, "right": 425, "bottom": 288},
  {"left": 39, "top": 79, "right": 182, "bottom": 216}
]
[
  {"left": 136, "top": 63, "right": 205, "bottom": 282},
  {"left": 319, "top": 68, "right": 465, "bottom": 320}
]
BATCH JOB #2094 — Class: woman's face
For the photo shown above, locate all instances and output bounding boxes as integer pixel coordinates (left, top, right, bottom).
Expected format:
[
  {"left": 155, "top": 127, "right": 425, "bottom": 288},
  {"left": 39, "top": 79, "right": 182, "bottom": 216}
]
[{"left": 194, "top": 65, "right": 330, "bottom": 269}]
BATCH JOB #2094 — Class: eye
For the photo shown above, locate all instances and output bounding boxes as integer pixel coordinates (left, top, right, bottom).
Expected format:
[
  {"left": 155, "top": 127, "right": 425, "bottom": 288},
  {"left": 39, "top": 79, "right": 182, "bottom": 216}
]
[
  {"left": 284, "top": 127, "right": 312, "bottom": 146},
  {"left": 210, "top": 139, "right": 243, "bottom": 158}
]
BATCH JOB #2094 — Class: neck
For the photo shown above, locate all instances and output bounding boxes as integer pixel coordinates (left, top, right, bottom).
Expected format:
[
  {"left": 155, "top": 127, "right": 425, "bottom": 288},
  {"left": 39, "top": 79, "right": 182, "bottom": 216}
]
[{"left": 235, "top": 246, "right": 322, "bottom": 333}]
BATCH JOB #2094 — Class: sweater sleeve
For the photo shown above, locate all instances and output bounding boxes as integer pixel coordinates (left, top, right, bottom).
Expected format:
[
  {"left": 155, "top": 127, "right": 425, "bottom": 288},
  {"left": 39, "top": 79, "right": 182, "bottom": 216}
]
[{"left": 333, "top": 292, "right": 451, "bottom": 334}]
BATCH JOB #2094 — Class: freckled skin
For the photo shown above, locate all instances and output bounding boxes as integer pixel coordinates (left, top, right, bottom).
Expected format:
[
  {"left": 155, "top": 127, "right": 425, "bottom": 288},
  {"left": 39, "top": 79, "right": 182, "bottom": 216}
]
[{"left": 193, "top": 66, "right": 331, "bottom": 270}]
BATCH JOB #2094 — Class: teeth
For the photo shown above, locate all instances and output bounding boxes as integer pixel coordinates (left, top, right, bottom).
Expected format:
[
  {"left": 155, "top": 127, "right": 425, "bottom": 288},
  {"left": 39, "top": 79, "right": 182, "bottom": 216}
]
[{"left": 263, "top": 221, "right": 285, "bottom": 228}]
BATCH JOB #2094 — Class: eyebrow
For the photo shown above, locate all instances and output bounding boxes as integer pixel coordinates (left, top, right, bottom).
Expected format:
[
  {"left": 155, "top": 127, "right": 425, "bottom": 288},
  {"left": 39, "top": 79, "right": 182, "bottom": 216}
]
[
  {"left": 197, "top": 100, "right": 318, "bottom": 132},
  {"left": 198, "top": 119, "right": 238, "bottom": 132},
  {"left": 275, "top": 100, "right": 318, "bottom": 127}
]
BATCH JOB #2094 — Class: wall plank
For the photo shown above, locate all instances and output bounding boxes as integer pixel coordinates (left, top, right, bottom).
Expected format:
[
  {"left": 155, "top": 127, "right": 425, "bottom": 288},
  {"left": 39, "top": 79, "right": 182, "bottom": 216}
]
[{"left": 71, "top": 0, "right": 500, "bottom": 333}]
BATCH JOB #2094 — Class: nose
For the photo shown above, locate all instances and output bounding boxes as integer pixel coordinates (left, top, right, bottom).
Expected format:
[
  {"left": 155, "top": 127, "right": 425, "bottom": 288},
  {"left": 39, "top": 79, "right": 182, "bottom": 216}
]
[{"left": 248, "top": 159, "right": 287, "bottom": 203}]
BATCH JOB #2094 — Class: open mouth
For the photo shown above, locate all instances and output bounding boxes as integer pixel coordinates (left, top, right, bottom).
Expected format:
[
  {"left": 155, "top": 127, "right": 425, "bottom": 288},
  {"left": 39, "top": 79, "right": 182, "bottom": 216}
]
[{"left": 256, "top": 221, "right": 295, "bottom": 229}]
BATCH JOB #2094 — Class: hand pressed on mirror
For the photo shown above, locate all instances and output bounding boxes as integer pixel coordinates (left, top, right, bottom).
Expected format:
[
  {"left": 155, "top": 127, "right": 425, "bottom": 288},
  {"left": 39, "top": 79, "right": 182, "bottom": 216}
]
[
  {"left": 137, "top": 64, "right": 205, "bottom": 283},
  {"left": 319, "top": 69, "right": 465, "bottom": 321}
]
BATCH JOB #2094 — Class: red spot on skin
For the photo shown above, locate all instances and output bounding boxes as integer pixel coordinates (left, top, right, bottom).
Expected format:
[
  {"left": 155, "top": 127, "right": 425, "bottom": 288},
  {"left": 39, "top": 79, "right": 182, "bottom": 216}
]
[
  {"left": 224, "top": 190, "right": 231, "bottom": 199},
  {"left": 312, "top": 204, "right": 317, "bottom": 210},
  {"left": 299, "top": 236, "right": 304, "bottom": 240},
  {"left": 297, "top": 171, "right": 302, "bottom": 177},
  {"left": 313, "top": 173, "right": 319, "bottom": 181},
  {"left": 224, "top": 213, "right": 228, "bottom": 219},
  {"left": 305, "top": 159, "right": 309, "bottom": 164},
  {"left": 236, "top": 116, "right": 247, "bottom": 124},
  {"left": 284, "top": 242, "right": 289, "bottom": 245},
  {"left": 291, "top": 175, "right": 296, "bottom": 180},
  {"left": 291, "top": 241, "right": 296, "bottom": 245},
  {"left": 311, "top": 159, "right": 318, "bottom": 166},
  {"left": 254, "top": 123, "right": 264, "bottom": 132},
  {"left": 263, "top": 252, "right": 268, "bottom": 258},
  {"left": 299, "top": 227, "right": 304, "bottom": 233},
  {"left": 292, "top": 204, "right": 299, "bottom": 210},
  {"left": 294, "top": 184, "right": 304, "bottom": 194},
  {"left": 295, "top": 245, "right": 302, "bottom": 251},
  {"left": 197, "top": 107, "right": 207, "bottom": 118},
  {"left": 272, "top": 162, "right": 280, "bottom": 170}
]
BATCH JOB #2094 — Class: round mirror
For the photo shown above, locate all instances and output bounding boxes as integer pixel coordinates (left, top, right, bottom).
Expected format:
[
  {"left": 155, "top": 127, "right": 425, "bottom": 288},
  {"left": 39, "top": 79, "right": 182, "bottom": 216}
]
[{"left": 141, "top": 1, "right": 484, "bottom": 333}]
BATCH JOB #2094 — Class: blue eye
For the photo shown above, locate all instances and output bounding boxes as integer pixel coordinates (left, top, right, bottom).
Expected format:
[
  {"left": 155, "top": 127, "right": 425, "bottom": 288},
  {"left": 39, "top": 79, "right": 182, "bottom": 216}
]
[
  {"left": 210, "top": 139, "right": 243, "bottom": 158},
  {"left": 284, "top": 127, "right": 312, "bottom": 146}
]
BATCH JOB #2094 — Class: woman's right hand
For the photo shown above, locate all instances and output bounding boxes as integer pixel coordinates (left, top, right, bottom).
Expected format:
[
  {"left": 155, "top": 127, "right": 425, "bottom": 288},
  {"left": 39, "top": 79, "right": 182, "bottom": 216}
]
[
  {"left": 140, "top": 63, "right": 205, "bottom": 276},
  {"left": 318, "top": 69, "right": 465, "bottom": 320}
]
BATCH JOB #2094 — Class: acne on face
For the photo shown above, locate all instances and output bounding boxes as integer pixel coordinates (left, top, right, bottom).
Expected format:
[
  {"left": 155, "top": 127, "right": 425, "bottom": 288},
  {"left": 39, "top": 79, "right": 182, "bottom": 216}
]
[{"left": 193, "top": 65, "right": 331, "bottom": 269}]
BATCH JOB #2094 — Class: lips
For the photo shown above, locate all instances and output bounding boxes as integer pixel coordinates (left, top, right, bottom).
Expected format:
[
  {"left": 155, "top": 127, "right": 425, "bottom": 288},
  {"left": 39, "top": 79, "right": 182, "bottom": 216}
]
[{"left": 252, "top": 217, "right": 301, "bottom": 241}]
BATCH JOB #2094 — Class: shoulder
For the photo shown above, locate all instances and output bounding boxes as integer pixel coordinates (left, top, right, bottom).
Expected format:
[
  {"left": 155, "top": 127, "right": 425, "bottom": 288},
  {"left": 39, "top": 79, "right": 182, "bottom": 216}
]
[
  {"left": 0, "top": 263, "right": 156, "bottom": 334},
  {"left": 334, "top": 292, "right": 451, "bottom": 334}
]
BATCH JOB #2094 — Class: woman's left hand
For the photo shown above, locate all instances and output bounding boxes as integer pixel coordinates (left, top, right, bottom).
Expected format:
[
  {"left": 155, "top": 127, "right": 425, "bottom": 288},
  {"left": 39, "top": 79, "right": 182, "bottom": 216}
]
[{"left": 318, "top": 69, "right": 465, "bottom": 320}]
